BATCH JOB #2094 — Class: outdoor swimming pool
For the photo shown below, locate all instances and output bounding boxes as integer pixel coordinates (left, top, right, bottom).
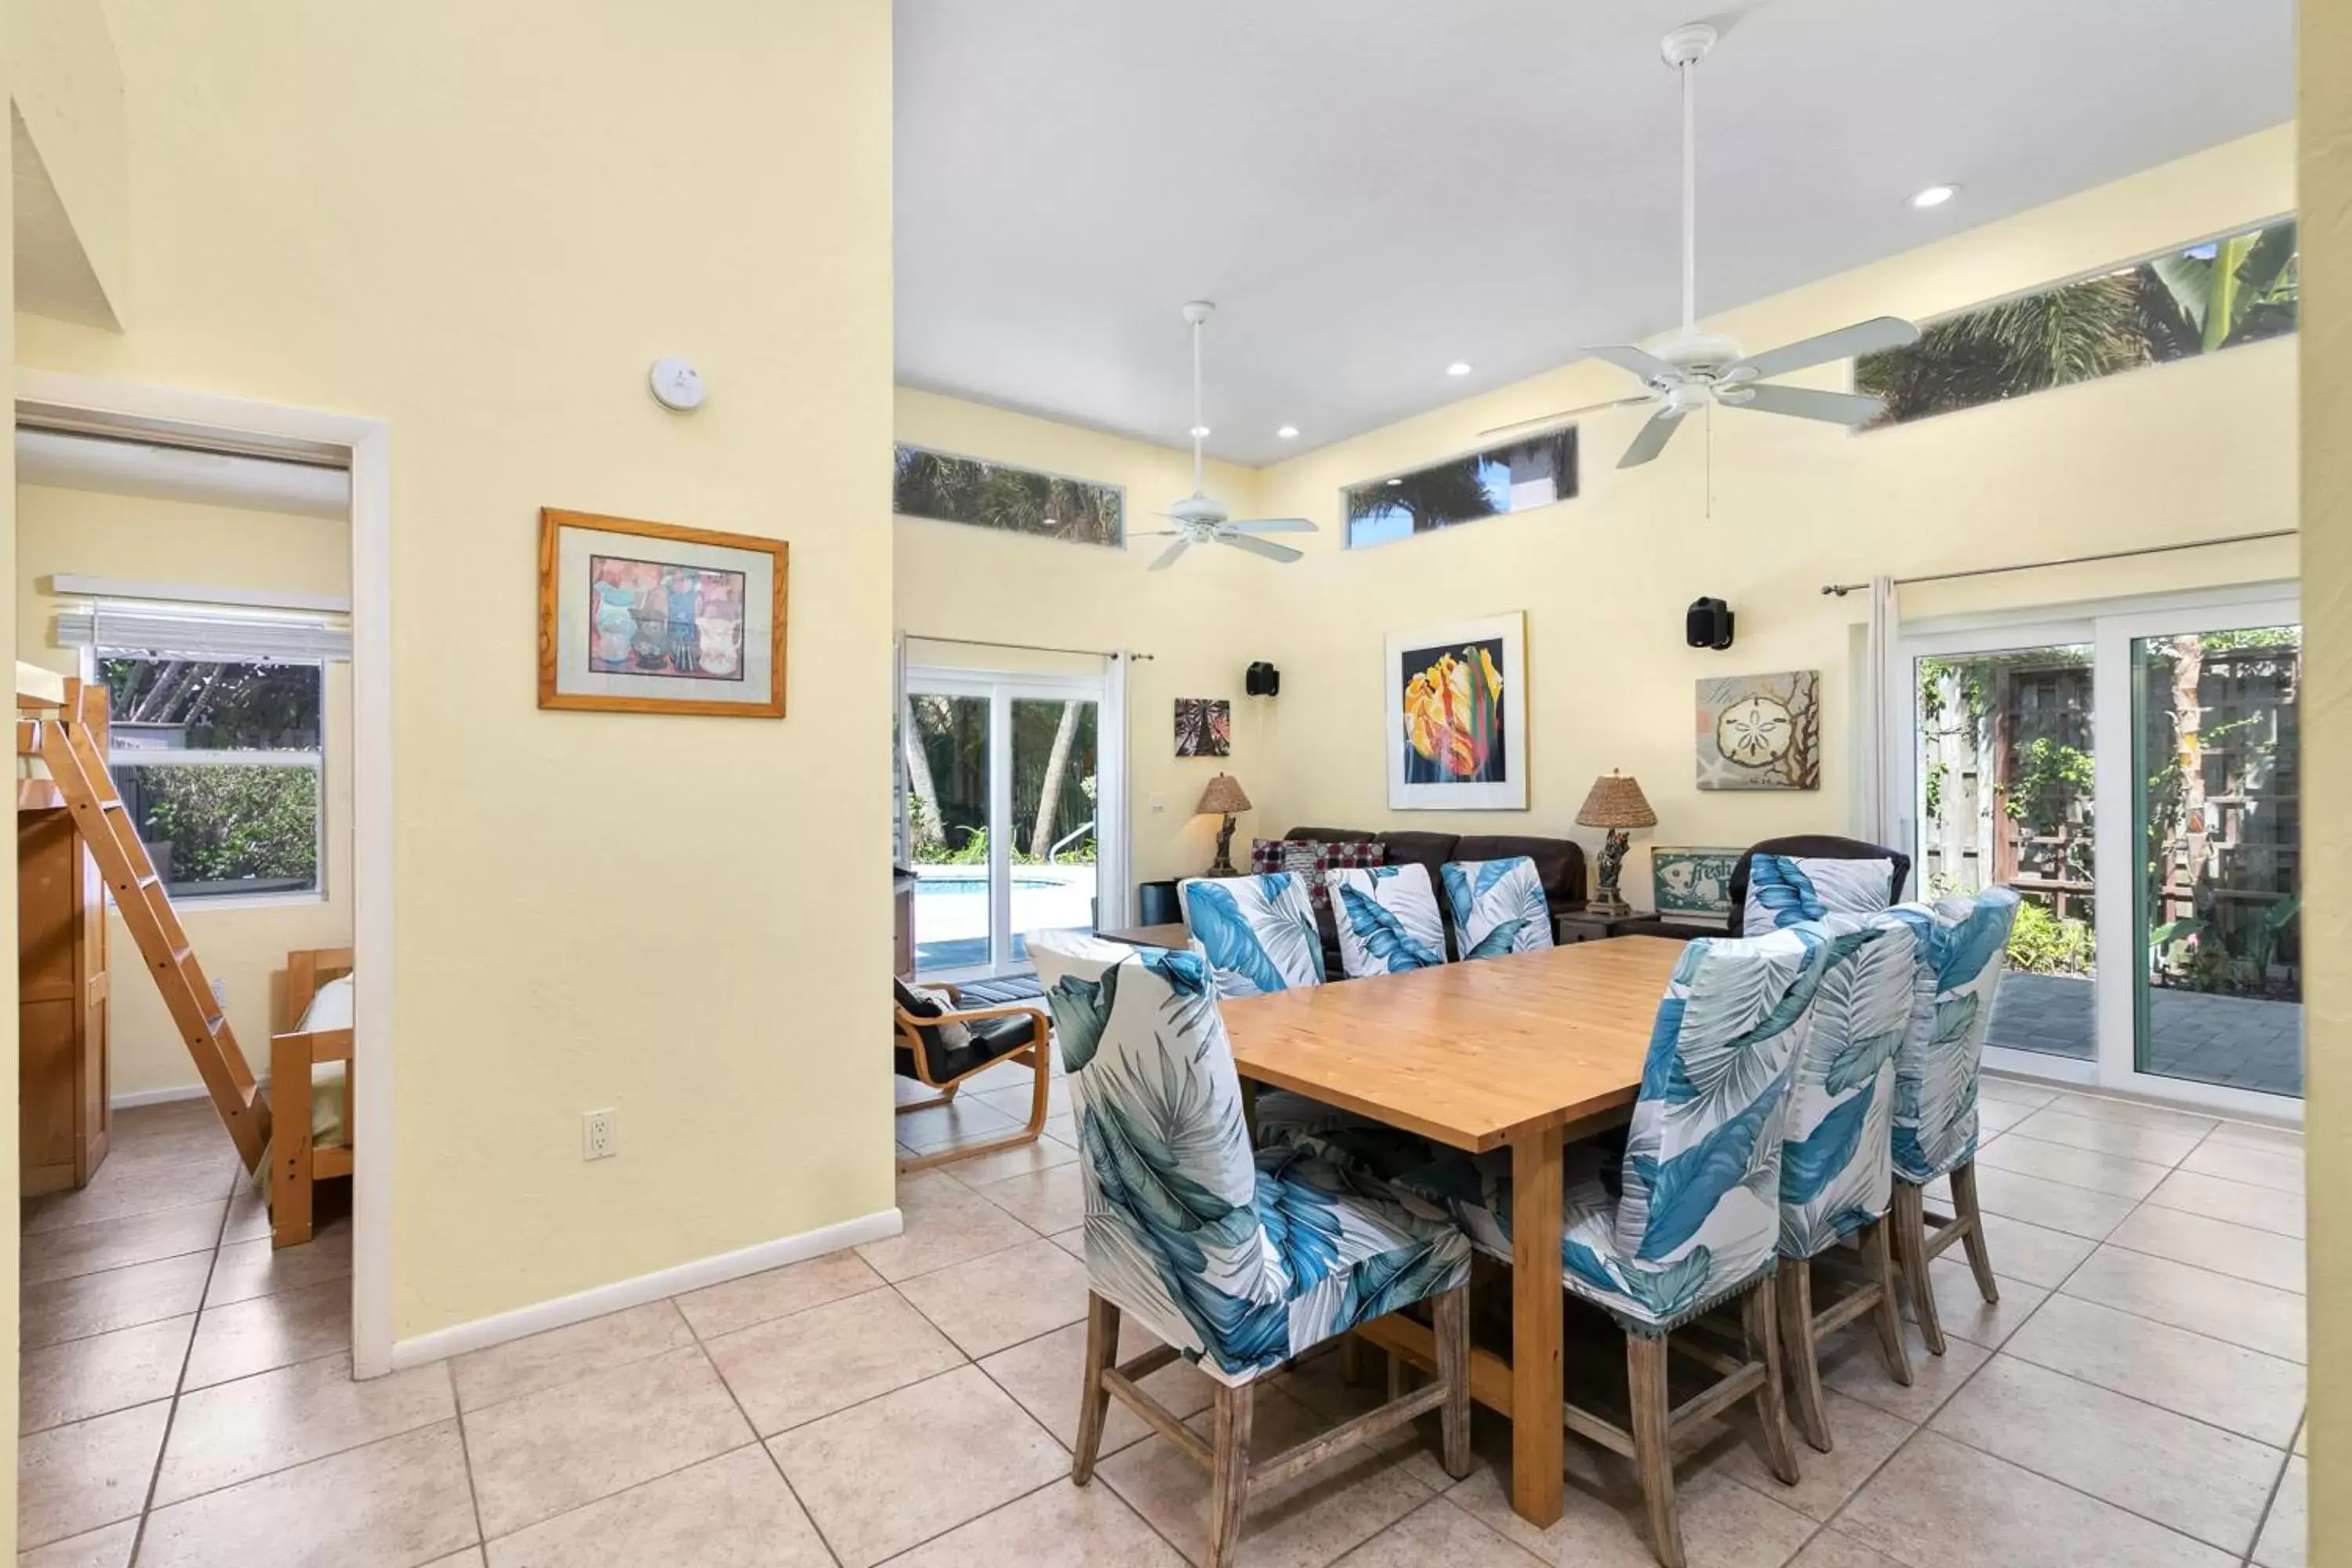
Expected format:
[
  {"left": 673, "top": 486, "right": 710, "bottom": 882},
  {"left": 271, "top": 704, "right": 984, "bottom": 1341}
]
[{"left": 913, "top": 863, "right": 1098, "bottom": 971}]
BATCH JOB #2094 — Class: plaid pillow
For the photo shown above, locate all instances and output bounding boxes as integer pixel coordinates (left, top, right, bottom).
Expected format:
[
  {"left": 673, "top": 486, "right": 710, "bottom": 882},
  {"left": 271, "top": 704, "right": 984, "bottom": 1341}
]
[
  {"left": 1250, "top": 837, "right": 1287, "bottom": 876},
  {"left": 1272, "top": 840, "right": 1386, "bottom": 919}
]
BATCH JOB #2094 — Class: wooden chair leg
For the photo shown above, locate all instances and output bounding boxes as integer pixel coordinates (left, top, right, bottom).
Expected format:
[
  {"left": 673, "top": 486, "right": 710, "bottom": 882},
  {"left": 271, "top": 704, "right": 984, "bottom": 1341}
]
[
  {"left": 1073, "top": 1293, "right": 1120, "bottom": 1486},
  {"left": 1434, "top": 1283, "right": 1472, "bottom": 1481},
  {"left": 1338, "top": 1334, "right": 1363, "bottom": 1385},
  {"left": 1206, "top": 1381, "right": 1255, "bottom": 1568},
  {"left": 1891, "top": 1180, "right": 1947, "bottom": 1356},
  {"left": 1627, "top": 1333, "right": 1685, "bottom": 1568},
  {"left": 1951, "top": 1160, "right": 1999, "bottom": 1305},
  {"left": 1863, "top": 1216, "right": 1915, "bottom": 1387},
  {"left": 1747, "top": 1278, "right": 1802, "bottom": 1486},
  {"left": 1022, "top": 1045, "right": 1051, "bottom": 1138},
  {"left": 1385, "top": 1348, "right": 1409, "bottom": 1403},
  {"left": 1776, "top": 1258, "right": 1832, "bottom": 1453}
]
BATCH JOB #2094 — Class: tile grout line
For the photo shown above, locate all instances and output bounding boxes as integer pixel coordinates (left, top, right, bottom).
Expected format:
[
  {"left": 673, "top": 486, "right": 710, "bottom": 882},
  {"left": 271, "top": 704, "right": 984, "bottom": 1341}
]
[
  {"left": 123, "top": 1167, "right": 240, "bottom": 1561},
  {"left": 674, "top": 1295, "right": 849, "bottom": 1568},
  {"left": 2239, "top": 1425, "right": 2299, "bottom": 1568}
]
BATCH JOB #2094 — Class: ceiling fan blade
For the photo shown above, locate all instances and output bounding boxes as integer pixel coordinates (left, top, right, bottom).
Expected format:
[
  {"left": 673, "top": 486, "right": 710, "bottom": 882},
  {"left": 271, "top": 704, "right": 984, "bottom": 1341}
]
[
  {"left": 1130, "top": 528, "right": 1183, "bottom": 537},
  {"left": 1215, "top": 532, "right": 1304, "bottom": 564},
  {"left": 1477, "top": 394, "right": 1655, "bottom": 440},
  {"left": 1224, "top": 517, "right": 1318, "bottom": 534},
  {"left": 1727, "top": 317, "right": 1920, "bottom": 383},
  {"left": 1147, "top": 537, "right": 1192, "bottom": 572},
  {"left": 1730, "top": 383, "right": 1887, "bottom": 426},
  {"left": 1579, "top": 344, "right": 1679, "bottom": 384},
  {"left": 1616, "top": 406, "right": 1689, "bottom": 469}
]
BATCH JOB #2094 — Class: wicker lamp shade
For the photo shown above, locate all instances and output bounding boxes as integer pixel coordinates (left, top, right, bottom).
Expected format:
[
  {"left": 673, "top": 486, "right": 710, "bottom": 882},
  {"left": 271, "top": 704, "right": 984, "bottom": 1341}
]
[
  {"left": 1576, "top": 771, "right": 1657, "bottom": 829},
  {"left": 1196, "top": 773, "right": 1254, "bottom": 816}
]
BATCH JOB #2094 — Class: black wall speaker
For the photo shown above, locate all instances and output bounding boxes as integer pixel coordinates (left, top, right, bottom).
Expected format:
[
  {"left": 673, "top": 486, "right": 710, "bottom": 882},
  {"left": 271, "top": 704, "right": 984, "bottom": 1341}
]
[
  {"left": 1686, "top": 597, "right": 1735, "bottom": 651},
  {"left": 1245, "top": 661, "right": 1281, "bottom": 696}
]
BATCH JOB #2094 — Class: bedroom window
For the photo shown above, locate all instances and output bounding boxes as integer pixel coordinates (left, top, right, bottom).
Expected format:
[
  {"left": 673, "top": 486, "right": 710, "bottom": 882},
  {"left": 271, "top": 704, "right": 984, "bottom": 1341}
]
[
  {"left": 893, "top": 444, "right": 1125, "bottom": 547},
  {"left": 1343, "top": 426, "right": 1577, "bottom": 549},
  {"left": 97, "top": 656, "right": 325, "bottom": 902},
  {"left": 1857, "top": 218, "right": 2299, "bottom": 426}
]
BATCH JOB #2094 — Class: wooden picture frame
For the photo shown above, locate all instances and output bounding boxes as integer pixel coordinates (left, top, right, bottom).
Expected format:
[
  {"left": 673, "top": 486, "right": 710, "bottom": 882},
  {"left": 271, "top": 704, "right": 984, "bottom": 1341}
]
[{"left": 537, "top": 508, "right": 788, "bottom": 717}]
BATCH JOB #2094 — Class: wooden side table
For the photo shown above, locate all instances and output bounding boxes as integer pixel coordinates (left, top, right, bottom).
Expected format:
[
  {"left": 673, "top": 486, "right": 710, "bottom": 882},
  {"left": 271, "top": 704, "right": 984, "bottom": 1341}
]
[{"left": 1553, "top": 907, "right": 1672, "bottom": 945}]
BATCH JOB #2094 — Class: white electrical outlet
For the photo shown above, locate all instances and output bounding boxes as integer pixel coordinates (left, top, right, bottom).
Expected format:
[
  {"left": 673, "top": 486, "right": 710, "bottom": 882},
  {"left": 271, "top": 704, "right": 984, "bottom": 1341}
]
[
  {"left": 1149, "top": 793, "right": 1167, "bottom": 815},
  {"left": 583, "top": 1109, "right": 618, "bottom": 1161}
]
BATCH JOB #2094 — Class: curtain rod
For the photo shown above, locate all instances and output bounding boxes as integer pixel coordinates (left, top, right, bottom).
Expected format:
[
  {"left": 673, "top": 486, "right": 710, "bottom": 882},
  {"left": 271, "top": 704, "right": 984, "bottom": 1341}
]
[
  {"left": 902, "top": 633, "right": 1153, "bottom": 662},
  {"left": 1821, "top": 529, "right": 2296, "bottom": 597}
]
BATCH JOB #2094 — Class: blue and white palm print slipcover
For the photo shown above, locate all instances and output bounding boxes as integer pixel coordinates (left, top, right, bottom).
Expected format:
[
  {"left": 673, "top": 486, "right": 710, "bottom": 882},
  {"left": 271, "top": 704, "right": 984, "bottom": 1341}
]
[
  {"left": 1440, "top": 856, "right": 1555, "bottom": 961},
  {"left": 1396, "top": 927, "right": 1832, "bottom": 1334},
  {"left": 1178, "top": 873, "right": 1326, "bottom": 998},
  {"left": 1029, "top": 932, "right": 1472, "bottom": 1382},
  {"left": 1777, "top": 912, "right": 1929, "bottom": 1260},
  {"left": 1328, "top": 866, "right": 1448, "bottom": 979},
  {"left": 1741, "top": 855, "right": 1897, "bottom": 936},
  {"left": 1886, "top": 887, "right": 2021, "bottom": 1185}
]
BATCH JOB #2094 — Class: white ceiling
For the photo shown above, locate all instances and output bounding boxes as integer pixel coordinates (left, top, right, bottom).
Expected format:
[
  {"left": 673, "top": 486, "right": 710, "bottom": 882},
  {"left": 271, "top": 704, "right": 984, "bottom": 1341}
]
[{"left": 894, "top": 0, "right": 2294, "bottom": 467}]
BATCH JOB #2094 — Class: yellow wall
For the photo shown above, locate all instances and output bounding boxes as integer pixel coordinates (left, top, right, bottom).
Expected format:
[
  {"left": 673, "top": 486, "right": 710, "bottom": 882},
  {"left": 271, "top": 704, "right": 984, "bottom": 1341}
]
[
  {"left": 895, "top": 388, "right": 1285, "bottom": 887},
  {"left": 2299, "top": 2, "right": 2347, "bottom": 1552},
  {"left": 15, "top": 484, "right": 353, "bottom": 1099},
  {"left": 16, "top": 0, "right": 896, "bottom": 1341},
  {"left": 12, "top": 0, "right": 123, "bottom": 322},
  {"left": 2, "top": 0, "right": 20, "bottom": 1536},
  {"left": 1245, "top": 129, "right": 2298, "bottom": 887}
]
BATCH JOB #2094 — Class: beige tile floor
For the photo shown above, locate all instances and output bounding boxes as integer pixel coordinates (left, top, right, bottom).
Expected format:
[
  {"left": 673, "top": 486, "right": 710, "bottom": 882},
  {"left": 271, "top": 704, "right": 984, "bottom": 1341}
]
[{"left": 19, "top": 1074, "right": 2308, "bottom": 1566}]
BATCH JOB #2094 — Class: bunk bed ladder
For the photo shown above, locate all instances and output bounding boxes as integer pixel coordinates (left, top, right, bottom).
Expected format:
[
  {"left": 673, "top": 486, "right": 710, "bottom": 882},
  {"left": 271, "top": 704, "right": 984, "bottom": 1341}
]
[{"left": 29, "top": 699, "right": 273, "bottom": 1172}]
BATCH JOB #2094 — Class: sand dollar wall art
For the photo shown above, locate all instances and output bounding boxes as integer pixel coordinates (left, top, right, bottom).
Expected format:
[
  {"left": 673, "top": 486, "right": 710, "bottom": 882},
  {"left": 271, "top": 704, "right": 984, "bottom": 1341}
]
[
  {"left": 538, "top": 508, "right": 789, "bottom": 717},
  {"left": 1385, "top": 612, "right": 1528, "bottom": 810},
  {"left": 1695, "top": 669, "right": 1820, "bottom": 790}
]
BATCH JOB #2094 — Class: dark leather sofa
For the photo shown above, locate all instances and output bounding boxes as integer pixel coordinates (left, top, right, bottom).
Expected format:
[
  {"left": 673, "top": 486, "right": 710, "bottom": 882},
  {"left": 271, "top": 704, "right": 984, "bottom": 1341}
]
[{"left": 1277, "top": 826, "right": 1587, "bottom": 968}]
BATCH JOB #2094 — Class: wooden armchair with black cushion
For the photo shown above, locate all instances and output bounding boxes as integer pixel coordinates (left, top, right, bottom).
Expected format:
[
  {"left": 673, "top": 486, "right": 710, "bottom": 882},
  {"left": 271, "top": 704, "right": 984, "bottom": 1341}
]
[{"left": 891, "top": 978, "right": 1051, "bottom": 1174}]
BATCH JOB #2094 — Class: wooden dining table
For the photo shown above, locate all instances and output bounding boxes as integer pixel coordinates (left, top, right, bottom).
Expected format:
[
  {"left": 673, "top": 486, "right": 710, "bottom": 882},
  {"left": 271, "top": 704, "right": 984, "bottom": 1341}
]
[{"left": 1219, "top": 935, "right": 1687, "bottom": 1529}]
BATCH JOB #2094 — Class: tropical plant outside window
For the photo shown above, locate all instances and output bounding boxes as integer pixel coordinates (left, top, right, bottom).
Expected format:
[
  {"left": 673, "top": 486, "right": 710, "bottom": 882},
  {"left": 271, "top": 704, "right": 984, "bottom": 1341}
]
[
  {"left": 100, "top": 656, "right": 323, "bottom": 900},
  {"left": 893, "top": 445, "right": 1124, "bottom": 547},
  {"left": 1857, "top": 219, "right": 2298, "bottom": 426},
  {"left": 1344, "top": 427, "right": 1577, "bottom": 549},
  {"left": 901, "top": 694, "right": 1098, "bottom": 869}
]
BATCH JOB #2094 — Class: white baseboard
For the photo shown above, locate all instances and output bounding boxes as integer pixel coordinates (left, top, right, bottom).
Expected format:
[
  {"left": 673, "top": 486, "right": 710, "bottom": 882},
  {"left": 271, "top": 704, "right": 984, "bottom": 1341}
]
[
  {"left": 386, "top": 1204, "right": 905, "bottom": 1373},
  {"left": 111, "top": 1084, "right": 213, "bottom": 1111}
]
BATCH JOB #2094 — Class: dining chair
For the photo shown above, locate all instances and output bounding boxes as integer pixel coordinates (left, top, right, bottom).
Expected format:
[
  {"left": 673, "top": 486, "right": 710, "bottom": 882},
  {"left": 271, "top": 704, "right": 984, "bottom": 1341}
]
[
  {"left": 1773, "top": 910, "right": 1927, "bottom": 1451},
  {"left": 1439, "top": 855, "right": 1555, "bottom": 960},
  {"left": 1029, "top": 932, "right": 1475, "bottom": 1568},
  {"left": 1327, "top": 864, "right": 1449, "bottom": 978},
  {"left": 1726, "top": 835, "right": 1911, "bottom": 936},
  {"left": 1395, "top": 926, "right": 1834, "bottom": 1568},
  {"left": 1886, "top": 886, "right": 2023, "bottom": 1355},
  {"left": 1178, "top": 872, "right": 1327, "bottom": 997}
]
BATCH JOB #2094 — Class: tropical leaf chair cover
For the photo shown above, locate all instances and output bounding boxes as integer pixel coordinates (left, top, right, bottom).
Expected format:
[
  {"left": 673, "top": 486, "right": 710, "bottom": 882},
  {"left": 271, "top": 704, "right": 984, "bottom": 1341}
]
[
  {"left": 1396, "top": 927, "right": 1832, "bottom": 1333},
  {"left": 1328, "top": 865, "right": 1449, "bottom": 979},
  {"left": 1777, "top": 912, "right": 1930, "bottom": 1260},
  {"left": 1741, "top": 853, "right": 1897, "bottom": 936},
  {"left": 1439, "top": 856, "right": 1555, "bottom": 961},
  {"left": 1178, "top": 873, "right": 1327, "bottom": 999},
  {"left": 1886, "top": 887, "right": 2023, "bottom": 1185},
  {"left": 1030, "top": 931, "right": 1472, "bottom": 1381}
]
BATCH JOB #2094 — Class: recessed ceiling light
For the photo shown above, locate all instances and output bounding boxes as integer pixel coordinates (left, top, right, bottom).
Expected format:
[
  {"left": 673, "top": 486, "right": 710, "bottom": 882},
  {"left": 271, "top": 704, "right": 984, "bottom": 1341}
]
[
  {"left": 1445, "top": 361, "right": 1474, "bottom": 377},
  {"left": 1386, "top": 477, "right": 1404, "bottom": 486},
  {"left": 1276, "top": 425, "right": 1299, "bottom": 440},
  {"left": 1189, "top": 424, "right": 1210, "bottom": 437},
  {"left": 1909, "top": 184, "right": 1957, "bottom": 209}
]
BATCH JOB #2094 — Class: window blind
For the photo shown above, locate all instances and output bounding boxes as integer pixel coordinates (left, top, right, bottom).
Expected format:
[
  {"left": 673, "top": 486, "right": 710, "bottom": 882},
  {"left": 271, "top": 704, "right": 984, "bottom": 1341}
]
[{"left": 57, "top": 601, "right": 352, "bottom": 662}]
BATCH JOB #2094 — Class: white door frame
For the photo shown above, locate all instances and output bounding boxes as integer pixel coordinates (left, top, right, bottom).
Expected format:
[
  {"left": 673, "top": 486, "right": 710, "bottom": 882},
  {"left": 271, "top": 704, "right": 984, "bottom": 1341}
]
[
  {"left": 904, "top": 663, "right": 1117, "bottom": 979},
  {"left": 1893, "top": 582, "right": 2304, "bottom": 1120},
  {"left": 18, "top": 369, "right": 398, "bottom": 1376}
]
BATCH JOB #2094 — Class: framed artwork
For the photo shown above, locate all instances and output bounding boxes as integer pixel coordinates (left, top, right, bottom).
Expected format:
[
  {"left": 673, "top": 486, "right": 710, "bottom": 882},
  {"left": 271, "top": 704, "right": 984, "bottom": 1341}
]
[
  {"left": 538, "top": 508, "right": 788, "bottom": 717},
  {"left": 1385, "top": 612, "right": 1528, "bottom": 810},
  {"left": 1174, "top": 698, "right": 1231, "bottom": 757},
  {"left": 1696, "top": 669, "right": 1820, "bottom": 790},
  {"left": 1650, "top": 847, "right": 1742, "bottom": 920}
]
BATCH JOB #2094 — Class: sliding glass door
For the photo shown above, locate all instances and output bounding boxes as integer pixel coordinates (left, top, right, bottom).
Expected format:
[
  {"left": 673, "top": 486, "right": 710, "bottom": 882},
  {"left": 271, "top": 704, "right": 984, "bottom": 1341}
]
[
  {"left": 903, "top": 668, "right": 1113, "bottom": 979},
  {"left": 1896, "top": 590, "right": 2301, "bottom": 1116}
]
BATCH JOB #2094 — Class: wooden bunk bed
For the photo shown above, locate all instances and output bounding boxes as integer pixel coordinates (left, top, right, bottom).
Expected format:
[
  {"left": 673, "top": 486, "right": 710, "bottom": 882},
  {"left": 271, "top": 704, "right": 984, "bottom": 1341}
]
[
  {"left": 272, "top": 946, "right": 354, "bottom": 1247},
  {"left": 16, "top": 665, "right": 278, "bottom": 1195}
]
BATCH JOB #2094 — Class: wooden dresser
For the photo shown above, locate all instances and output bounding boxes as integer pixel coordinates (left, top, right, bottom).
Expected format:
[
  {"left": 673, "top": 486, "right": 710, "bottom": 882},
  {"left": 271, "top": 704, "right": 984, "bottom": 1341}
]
[{"left": 20, "top": 677, "right": 110, "bottom": 1195}]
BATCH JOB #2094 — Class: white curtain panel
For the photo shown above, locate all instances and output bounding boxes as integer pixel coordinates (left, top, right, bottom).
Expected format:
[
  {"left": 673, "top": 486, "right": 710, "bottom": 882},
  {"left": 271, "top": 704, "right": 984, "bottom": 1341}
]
[{"left": 1858, "top": 575, "right": 1896, "bottom": 846}]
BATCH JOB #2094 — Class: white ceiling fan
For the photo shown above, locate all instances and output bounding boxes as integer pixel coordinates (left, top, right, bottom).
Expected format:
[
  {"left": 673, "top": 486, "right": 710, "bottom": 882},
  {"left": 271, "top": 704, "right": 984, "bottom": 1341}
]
[
  {"left": 1486, "top": 23, "right": 1921, "bottom": 469},
  {"left": 1134, "top": 301, "right": 1319, "bottom": 571}
]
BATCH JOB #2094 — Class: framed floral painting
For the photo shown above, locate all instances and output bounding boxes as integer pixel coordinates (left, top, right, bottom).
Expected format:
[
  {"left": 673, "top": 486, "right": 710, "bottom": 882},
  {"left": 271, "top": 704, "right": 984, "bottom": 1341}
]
[
  {"left": 538, "top": 508, "right": 788, "bottom": 717},
  {"left": 1385, "top": 612, "right": 1528, "bottom": 810}
]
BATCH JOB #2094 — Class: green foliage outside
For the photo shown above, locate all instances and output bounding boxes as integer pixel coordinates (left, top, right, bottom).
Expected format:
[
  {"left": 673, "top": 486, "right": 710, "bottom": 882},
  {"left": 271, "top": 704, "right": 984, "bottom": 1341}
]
[
  {"left": 2005, "top": 898, "right": 2098, "bottom": 977},
  {"left": 1859, "top": 220, "right": 2298, "bottom": 425},
  {"left": 130, "top": 765, "right": 319, "bottom": 890},
  {"left": 894, "top": 445, "right": 1123, "bottom": 547},
  {"left": 1345, "top": 429, "right": 1575, "bottom": 541}
]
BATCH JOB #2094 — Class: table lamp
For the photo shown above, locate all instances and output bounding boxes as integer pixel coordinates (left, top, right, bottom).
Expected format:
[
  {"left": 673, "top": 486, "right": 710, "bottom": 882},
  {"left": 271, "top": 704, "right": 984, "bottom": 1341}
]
[
  {"left": 1576, "top": 770, "right": 1657, "bottom": 918},
  {"left": 1196, "top": 772, "right": 1252, "bottom": 877}
]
